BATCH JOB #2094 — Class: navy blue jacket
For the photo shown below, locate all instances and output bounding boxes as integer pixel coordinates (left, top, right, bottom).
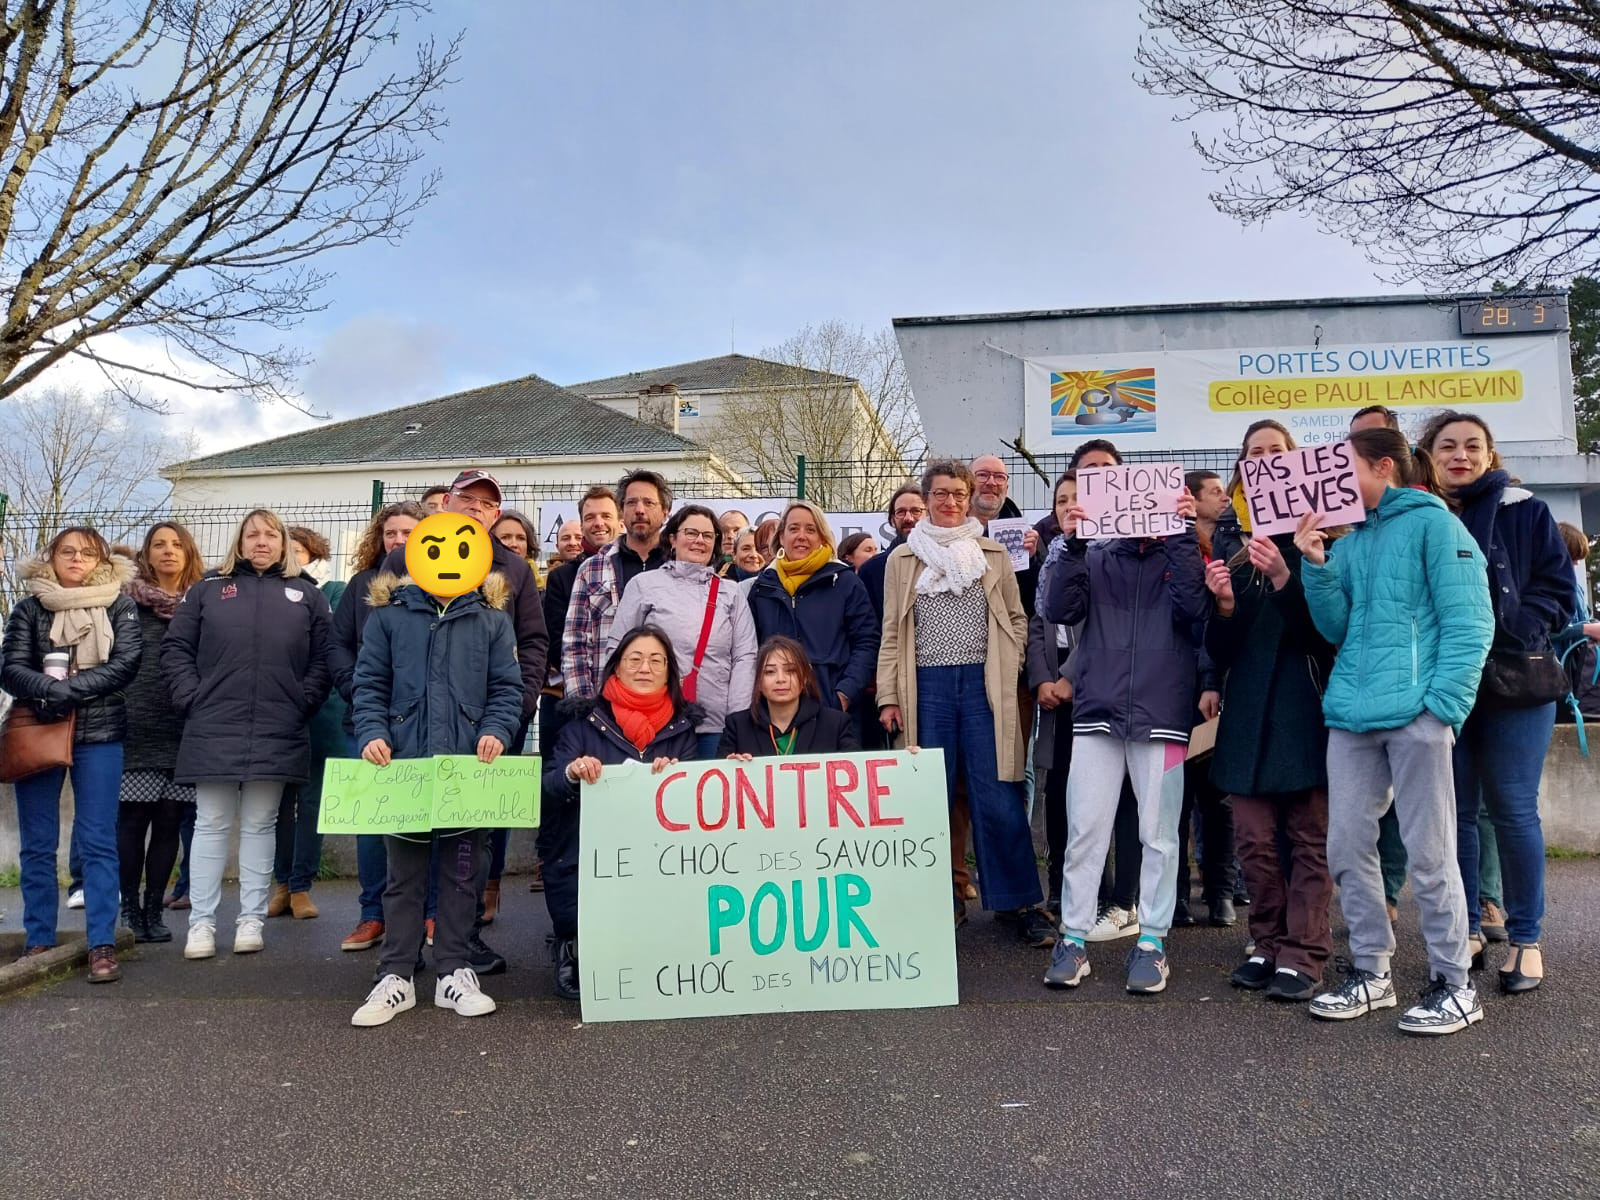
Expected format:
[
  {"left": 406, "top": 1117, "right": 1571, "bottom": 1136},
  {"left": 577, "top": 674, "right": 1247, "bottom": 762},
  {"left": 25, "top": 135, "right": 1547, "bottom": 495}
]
[
  {"left": 352, "top": 574, "right": 523, "bottom": 761},
  {"left": 162, "top": 564, "right": 332, "bottom": 783},
  {"left": 857, "top": 534, "right": 901, "bottom": 625},
  {"left": 717, "top": 695, "right": 861, "bottom": 757},
  {"left": 1037, "top": 527, "right": 1211, "bottom": 743},
  {"left": 540, "top": 698, "right": 701, "bottom": 806},
  {"left": 1453, "top": 473, "right": 1575, "bottom": 655},
  {"left": 747, "top": 561, "right": 879, "bottom": 711}
]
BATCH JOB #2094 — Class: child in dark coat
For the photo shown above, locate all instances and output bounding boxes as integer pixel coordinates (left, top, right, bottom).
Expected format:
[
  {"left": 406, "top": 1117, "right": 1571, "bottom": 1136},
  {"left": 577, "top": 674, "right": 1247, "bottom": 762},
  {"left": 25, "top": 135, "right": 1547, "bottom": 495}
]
[{"left": 349, "top": 570, "right": 522, "bottom": 1027}]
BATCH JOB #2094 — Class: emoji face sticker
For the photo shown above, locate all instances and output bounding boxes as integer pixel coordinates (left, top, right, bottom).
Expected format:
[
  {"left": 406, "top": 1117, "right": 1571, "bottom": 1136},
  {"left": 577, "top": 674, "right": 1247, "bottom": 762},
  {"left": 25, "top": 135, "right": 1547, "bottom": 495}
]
[{"left": 405, "top": 512, "right": 494, "bottom": 598}]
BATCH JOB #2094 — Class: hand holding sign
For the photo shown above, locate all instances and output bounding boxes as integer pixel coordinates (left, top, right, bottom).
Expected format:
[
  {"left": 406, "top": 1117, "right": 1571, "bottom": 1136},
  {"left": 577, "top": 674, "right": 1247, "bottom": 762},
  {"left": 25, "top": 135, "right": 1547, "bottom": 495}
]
[
  {"left": 1076, "top": 463, "right": 1187, "bottom": 540},
  {"left": 1246, "top": 533, "right": 1292, "bottom": 590},
  {"left": 985, "top": 517, "right": 1031, "bottom": 571},
  {"left": 1240, "top": 442, "right": 1365, "bottom": 537},
  {"left": 1293, "top": 511, "right": 1328, "bottom": 566}
]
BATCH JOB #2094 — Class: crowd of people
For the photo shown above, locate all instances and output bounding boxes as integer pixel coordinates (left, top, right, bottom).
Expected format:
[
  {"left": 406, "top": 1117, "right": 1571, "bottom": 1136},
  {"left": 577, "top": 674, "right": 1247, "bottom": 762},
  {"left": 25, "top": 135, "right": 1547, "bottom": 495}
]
[{"left": 1, "top": 406, "right": 1588, "bottom": 1036}]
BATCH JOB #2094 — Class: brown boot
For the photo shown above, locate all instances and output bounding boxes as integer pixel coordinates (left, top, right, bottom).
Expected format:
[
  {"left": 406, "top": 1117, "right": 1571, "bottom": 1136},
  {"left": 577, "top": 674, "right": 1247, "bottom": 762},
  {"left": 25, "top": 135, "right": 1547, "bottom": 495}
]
[
  {"left": 88, "top": 945, "right": 121, "bottom": 983},
  {"left": 289, "top": 891, "right": 318, "bottom": 919},
  {"left": 483, "top": 879, "right": 500, "bottom": 925},
  {"left": 266, "top": 882, "right": 291, "bottom": 918}
]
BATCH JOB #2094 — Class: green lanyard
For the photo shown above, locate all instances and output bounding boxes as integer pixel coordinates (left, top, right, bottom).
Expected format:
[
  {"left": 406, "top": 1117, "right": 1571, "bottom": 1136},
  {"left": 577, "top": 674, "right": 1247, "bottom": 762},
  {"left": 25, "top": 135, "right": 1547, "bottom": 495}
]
[{"left": 769, "top": 726, "right": 797, "bottom": 756}]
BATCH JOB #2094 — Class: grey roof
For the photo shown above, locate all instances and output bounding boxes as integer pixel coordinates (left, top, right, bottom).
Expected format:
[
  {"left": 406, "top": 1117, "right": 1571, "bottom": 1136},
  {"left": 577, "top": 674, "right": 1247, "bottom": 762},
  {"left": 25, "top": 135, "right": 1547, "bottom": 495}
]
[
  {"left": 568, "top": 353, "right": 855, "bottom": 396},
  {"left": 892, "top": 290, "right": 1567, "bottom": 327},
  {"left": 174, "top": 373, "right": 705, "bottom": 473}
]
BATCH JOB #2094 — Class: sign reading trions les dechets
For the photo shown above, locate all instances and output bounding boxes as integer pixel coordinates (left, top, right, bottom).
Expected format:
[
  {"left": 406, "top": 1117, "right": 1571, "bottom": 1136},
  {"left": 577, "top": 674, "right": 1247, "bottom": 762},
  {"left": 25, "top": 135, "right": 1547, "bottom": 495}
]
[{"left": 577, "top": 750, "right": 959, "bottom": 1022}]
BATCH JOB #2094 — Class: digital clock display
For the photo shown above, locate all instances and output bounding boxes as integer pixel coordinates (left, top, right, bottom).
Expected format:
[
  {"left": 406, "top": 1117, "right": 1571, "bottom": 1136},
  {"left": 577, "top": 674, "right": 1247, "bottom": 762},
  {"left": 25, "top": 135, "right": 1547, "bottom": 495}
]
[{"left": 1457, "top": 295, "right": 1568, "bottom": 335}]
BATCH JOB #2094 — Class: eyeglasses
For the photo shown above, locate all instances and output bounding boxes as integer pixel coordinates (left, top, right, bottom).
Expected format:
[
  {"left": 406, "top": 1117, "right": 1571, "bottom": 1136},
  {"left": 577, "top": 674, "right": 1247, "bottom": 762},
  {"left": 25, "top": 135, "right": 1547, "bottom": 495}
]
[
  {"left": 620, "top": 653, "right": 669, "bottom": 670},
  {"left": 450, "top": 490, "right": 497, "bottom": 513},
  {"left": 676, "top": 528, "right": 717, "bottom": 542},
  {"left": 893, "top": 505, "right": 926, "bottom": 518},
  {"left": 55, "top": 548, "right": 100, "bottom": 562},
  {"left": 973, "top": 470, "right": 1008, "bottom": 482},
  {"left": 929, "top": 489, "right": 969, "bottom": 503}
]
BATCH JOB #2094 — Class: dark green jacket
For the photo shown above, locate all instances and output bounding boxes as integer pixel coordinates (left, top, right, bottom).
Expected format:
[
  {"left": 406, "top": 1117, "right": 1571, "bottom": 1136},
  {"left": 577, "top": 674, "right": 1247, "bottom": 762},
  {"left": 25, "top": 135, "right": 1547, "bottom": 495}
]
[{"left": 1204, "top": 538, "right": 1335, "bottom": 796}]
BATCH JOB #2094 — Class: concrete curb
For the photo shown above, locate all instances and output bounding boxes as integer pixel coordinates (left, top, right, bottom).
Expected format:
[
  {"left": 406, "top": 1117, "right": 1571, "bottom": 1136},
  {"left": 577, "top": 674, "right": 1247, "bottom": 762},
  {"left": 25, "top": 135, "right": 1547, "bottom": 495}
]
[{"left": 0, "top": 927, "right": 137, "bottom": 997}]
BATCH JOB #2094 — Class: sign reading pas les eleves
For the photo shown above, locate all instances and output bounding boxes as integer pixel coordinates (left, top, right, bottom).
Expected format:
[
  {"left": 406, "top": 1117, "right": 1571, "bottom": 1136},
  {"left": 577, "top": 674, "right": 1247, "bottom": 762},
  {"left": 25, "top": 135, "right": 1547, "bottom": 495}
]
[{"left": 578, "top": 750, "right": 959, "bottom": 1022}]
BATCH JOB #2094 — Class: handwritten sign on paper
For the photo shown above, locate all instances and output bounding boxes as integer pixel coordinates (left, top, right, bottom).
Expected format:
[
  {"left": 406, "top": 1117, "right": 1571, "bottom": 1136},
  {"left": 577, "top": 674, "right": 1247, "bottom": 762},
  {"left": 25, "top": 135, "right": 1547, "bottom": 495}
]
[
  {"left": 1076, "top": 463, "right": 1187, "bottom": 540},
  {"left": 578, "top": 751, "right": 958, "bottom": 1023},
  {"left": 317, "top": 757, "right": 541, "bottom": 834},
  {"left": 1239, "top": 441, "right": 1366, "bottom": 537},
  {"left": 986, "top": 518, "right": 1032, "bottom": 571}
]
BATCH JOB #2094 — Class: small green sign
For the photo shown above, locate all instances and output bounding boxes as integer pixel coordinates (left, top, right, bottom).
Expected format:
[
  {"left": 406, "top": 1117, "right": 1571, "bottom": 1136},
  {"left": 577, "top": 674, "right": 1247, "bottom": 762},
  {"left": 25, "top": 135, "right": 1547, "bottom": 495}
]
[{"left": 317, "top": 757, "right": 540, "bottom": 834}]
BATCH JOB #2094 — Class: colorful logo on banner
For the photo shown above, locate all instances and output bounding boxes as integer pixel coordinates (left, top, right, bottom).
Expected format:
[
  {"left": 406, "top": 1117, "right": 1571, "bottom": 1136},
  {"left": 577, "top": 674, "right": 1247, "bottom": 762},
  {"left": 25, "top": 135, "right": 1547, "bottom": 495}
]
[
  {"left": 1050, "top": 367, "right": 1157, "bottom": 436},
  {"left": 577, "top": 750, "right": 959, "bottom": 1023}
]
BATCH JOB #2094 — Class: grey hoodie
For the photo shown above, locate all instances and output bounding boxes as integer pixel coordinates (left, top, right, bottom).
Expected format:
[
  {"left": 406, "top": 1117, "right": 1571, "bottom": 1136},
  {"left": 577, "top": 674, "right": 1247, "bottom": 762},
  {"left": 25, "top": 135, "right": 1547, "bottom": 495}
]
[{"left": 605, "top": 559, "right": 758, "bottom": 732}]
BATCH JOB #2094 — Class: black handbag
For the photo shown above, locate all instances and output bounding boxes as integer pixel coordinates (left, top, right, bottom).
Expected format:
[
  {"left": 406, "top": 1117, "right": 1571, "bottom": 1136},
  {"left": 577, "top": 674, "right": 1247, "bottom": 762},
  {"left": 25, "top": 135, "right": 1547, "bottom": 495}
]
[{"left": 1479, "top": 646, "right": 1570, "bottom": 708}]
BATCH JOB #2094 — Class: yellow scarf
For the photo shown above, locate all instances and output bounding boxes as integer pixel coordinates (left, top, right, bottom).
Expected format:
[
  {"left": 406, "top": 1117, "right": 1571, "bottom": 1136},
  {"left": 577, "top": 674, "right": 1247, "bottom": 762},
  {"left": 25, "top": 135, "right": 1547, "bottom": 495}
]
[
  {"left": 1229, "top": 482, "right": 1254, "bottom": 534},
  {"left": 774, "top": 543, "right": 832, "bottom": 595}
]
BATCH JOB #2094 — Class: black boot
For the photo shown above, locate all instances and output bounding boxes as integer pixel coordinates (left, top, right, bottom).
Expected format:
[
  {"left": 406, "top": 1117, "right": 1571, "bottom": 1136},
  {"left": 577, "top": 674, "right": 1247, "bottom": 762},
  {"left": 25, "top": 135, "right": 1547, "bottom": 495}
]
[
  {"left": 142, "top": 894, "right": 173, "bottom": 943},
  {"left": 553, "top": 937, "right": 580, "bottom": 1001},
  {"left": 466, "top": 930, "right": 506, "bottom": 975},
  {"left": 122, "top": 897, "right": 150, "bottom": 942}
]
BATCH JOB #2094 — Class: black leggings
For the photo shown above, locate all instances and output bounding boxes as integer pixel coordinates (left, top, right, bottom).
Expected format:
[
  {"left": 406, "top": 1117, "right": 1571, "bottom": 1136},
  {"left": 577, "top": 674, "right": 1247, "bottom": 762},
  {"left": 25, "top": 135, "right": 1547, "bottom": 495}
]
[{"left": 117, "top": 798, "right": 188, "bottom": 905}]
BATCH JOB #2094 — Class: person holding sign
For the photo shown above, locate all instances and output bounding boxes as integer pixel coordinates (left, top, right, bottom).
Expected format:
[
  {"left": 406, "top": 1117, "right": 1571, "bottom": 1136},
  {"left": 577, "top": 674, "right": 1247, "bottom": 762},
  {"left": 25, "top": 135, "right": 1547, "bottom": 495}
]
[
  {"left": 541, "top": 626, "right": 701, "bottom": 1001},
  {"left": 1298, "top": 428, "right": 1494, "bottom": 1036},
  {"left": 348, "top": 563, "right": 523, "bottom": 1027},
  {"left": 877, "top": 460, "right": 1056, "bottom": 948},
  {"left": 606, "top": 504, "right": 758, "bottom": 761},
  {"left": 719, "top": 636, "right": 860, "bottom": 758},
  {"left": 1204, "top": 518, "right": 1338, "bottom": 1002},
  {"left": 1418, "top": 411, "right": 1574, "bottom": 995},
  {"left": 1036, "top": 468, "right": 1207, "bottom": 994}
]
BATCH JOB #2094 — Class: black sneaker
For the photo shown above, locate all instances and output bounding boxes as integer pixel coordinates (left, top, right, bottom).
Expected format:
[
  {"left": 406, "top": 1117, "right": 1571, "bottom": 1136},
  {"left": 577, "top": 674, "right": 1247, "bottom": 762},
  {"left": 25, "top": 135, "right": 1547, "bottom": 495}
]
[
  {"left": 1397, "top": 975, "right": 1483, "bottom": 1036},
  {"left": 467, "top": 931, "right": 507, "bottom": 976},
  {"left": 999, "top": 907, "right": 1058, "bottom": 948},
  {"left": 1265, "top": 967, "right": 1320, "bottom": 1003},
  {"left": 1230, "top": 955, "right": 1274, "bottom": 990}
]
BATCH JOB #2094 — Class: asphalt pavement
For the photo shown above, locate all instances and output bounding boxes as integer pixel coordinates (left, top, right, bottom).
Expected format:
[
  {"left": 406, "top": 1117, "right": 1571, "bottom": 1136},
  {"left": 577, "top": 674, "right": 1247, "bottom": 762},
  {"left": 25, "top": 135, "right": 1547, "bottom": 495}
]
[{"left": 2, "top": 863, "right": 1598, "bottom": 1200}]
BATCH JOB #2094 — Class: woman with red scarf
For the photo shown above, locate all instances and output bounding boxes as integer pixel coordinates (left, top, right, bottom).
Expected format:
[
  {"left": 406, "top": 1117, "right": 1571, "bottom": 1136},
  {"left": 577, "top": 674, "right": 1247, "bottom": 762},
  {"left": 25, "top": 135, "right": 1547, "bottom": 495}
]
[{"left": 540, "top": 625, "right": 701, "bottom": 1001}]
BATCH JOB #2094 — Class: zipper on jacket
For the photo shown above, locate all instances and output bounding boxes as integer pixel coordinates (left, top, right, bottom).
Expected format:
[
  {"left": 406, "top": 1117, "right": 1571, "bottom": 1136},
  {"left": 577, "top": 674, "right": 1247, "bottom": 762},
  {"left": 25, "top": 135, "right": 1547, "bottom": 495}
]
[{"left": 1410, "top": 615, "right": 1419, "bottom": 686}]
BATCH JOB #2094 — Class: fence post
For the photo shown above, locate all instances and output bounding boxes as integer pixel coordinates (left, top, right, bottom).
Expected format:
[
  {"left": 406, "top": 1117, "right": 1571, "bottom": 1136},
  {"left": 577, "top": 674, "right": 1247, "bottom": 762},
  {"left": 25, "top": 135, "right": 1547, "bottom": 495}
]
[
  {"left": 795, "top": 456, "right": 806, "bottom": 500},
  {"left": 370, "top": 479, "right": 384, "bottom": 516}
]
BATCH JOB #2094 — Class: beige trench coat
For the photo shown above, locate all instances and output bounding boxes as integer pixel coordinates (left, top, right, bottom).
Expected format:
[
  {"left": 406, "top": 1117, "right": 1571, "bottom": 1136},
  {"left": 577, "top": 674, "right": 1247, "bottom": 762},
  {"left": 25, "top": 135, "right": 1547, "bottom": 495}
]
[{"left": 875, "top": 540, "right": 1028, "bottom": 782}]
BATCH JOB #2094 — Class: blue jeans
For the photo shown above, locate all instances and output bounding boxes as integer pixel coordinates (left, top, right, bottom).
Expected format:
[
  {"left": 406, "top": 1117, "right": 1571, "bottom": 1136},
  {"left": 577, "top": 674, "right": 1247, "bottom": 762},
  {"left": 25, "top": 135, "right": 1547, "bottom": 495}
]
[
  {"left": 1453, "top": 702, "right": 1554, "bottom": 944},
  {"left": 273, "top": 775, "right": 324, "bottom": 893},
  {"left": 15, "top": 742, "right": 123, "bottom": 948},
  {"left": 915, "top": 664, "right": 1041, "bottom": 912},
  {"left": 695, "top": 731, "right": 721, "bottom": 761}
]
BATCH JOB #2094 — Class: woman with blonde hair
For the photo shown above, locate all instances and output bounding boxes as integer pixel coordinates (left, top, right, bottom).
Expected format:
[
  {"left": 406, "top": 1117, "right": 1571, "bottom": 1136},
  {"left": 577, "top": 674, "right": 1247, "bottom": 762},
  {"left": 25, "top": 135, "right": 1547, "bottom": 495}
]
[
  {"left": 2, "top": 526, "right": 142, "bottom": 982},
  {"left": 161, "top": 509, "right": 332, "bottom": 961},
  {"left": 746, "top": 500, "right": 879, "bottom": 713}
]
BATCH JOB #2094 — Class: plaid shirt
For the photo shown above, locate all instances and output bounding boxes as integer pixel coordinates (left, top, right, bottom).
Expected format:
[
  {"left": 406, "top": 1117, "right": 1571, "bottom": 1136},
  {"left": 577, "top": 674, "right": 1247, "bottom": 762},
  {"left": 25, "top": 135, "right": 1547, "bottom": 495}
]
[{"left": 561, "top": 542, "right": 626, "bottom": 700}]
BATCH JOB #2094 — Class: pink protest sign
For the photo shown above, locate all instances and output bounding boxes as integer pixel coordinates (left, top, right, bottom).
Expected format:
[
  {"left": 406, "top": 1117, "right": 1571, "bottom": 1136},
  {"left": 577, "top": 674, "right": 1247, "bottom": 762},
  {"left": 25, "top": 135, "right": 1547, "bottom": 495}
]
[
  {"left": 1239, "top": 441, "right": 1366, "bottom": 537},
  {"left": 1076, "top": 462, "right": 1186, "bottom": 540}
]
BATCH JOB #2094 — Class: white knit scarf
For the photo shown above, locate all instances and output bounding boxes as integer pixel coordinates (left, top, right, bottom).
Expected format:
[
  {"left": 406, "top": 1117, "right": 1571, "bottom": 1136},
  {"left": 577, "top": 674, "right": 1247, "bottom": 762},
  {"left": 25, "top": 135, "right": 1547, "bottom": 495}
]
[{"left": 906, "top": 517, "right": 988, "bottom": 595}]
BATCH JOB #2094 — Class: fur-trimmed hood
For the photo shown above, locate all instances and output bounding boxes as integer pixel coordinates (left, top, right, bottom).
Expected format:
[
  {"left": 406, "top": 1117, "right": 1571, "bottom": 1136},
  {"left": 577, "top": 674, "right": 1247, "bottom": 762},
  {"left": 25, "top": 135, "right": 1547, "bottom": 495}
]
[
  {"left": 18, "top": 551, "right": 136, "bottom": 589},
  {"left": 366, "top": 570, "right": 510, "bottom": 611}
]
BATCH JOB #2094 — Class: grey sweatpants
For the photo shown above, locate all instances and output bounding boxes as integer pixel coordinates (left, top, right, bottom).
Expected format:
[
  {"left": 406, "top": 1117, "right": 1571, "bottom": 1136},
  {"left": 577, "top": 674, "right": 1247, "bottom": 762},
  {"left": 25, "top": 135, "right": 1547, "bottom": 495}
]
[
  {"left": 1060, "top": 735, "right": 1187, "bottom": 942},
  {"left": 1326, "top": 714, "right": 1471, "bottom": 988}
]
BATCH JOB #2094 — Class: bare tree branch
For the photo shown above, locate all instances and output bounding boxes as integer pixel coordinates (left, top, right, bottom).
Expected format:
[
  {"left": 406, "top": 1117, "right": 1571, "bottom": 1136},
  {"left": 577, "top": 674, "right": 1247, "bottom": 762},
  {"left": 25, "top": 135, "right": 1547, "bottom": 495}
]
[
  {"left": 0, "top": 0, "right": 457, "bottom": 406},
  {"left": 1138, "top": 0, "right": 1600, "bottom": 288}
]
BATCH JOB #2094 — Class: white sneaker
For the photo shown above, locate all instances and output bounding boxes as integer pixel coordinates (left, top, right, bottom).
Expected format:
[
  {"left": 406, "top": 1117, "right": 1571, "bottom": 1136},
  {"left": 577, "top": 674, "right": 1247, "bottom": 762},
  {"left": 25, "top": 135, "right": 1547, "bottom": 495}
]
[
  {"left": 1085, "top": 905, "right": 1140, "bottom": 943},
  {"left": 1397, "top": 976, "right": 1484, "bottom": 1036},
  {"left": 233, "top": 918, "right": 265, "bottom": 954},
  {"left": 434, "top": 967, "right": 496, "bottom": 1017},
  {"left": 184, "top": 924, "right": 216, "bottom": 960},
  {"left": 66, "top": 888, "right": 85, "bottom": 910},
  {"left": 1310, "top": 962, "right": 1397, "bottom": 1020},
  {"left": 352, "top": 975, "right": 416, "bottom": 1027}
]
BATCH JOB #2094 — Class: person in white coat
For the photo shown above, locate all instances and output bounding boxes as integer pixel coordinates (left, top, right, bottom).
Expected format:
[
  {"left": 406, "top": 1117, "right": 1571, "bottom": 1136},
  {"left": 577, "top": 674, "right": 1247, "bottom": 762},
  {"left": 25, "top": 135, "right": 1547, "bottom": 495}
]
[{"left": 606, "top": 504, "right": 758, "bottom": 758}]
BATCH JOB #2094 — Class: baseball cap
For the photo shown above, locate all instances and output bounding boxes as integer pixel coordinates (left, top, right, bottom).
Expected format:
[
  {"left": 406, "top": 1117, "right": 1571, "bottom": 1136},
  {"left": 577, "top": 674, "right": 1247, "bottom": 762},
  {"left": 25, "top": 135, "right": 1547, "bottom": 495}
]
[{"left": 450, "top": 468, "right": 502, "bottom": 503}]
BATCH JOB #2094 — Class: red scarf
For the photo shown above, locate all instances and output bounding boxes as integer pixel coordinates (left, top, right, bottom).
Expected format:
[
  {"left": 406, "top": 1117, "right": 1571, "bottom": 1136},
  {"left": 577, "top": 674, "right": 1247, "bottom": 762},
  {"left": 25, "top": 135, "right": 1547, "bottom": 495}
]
[{"left": 602, "top": 676, "right": 676, "bottom": 751}]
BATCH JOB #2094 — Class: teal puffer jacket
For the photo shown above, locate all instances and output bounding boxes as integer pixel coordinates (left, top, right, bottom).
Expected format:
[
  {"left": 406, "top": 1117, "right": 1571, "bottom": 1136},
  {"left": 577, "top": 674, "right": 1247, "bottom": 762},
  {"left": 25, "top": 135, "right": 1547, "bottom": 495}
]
[{"left": 1301, "top": 486, "right": 1493, "bottom": 734}]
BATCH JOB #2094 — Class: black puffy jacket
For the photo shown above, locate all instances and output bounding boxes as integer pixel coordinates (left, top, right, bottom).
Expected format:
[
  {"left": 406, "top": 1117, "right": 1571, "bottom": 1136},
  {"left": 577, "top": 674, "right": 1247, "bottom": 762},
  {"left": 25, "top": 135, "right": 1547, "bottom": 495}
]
[
  {"left": 1, "top": 556, "right": 142, "bottom": 745},
  {"left": 540, "top": 698, "right": 701, "bottom": 807},
  {"left": 121, "top": 598, "right": 185, "bottom": 771},
  {"left": 161, "top": 564, "right": 332, "bottom": 784}
]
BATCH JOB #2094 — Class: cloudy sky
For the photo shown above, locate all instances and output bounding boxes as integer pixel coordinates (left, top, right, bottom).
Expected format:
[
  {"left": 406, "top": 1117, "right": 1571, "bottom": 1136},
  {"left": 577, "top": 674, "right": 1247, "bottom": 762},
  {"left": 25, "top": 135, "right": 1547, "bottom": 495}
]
[{"left": 27, "top": 2, "right": 1402, "bottom": 454}]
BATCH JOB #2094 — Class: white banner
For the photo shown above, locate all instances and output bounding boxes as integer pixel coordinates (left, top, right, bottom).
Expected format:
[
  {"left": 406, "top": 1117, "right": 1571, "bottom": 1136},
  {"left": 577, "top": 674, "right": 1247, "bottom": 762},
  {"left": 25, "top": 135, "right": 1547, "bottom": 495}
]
[{"left": 1023, "top": 336, "right": 1567, "bottom": 454}]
